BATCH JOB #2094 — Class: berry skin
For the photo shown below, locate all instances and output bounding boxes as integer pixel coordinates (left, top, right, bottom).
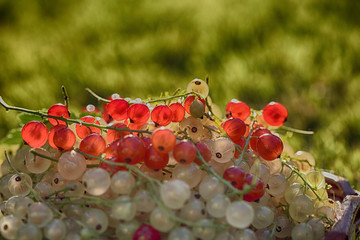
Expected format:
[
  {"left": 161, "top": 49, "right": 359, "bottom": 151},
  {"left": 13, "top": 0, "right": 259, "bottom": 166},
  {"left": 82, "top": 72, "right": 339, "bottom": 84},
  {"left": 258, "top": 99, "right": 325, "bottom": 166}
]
[
  {"left": 194, "top": 142, "right": 212, "bottom": 165},
  {"left": 127, "top": 103, "right": 150, "bottom": 125},
  {"left": 106, "top": 99, "right": 129, "bottom": 121},
  {"left": 151, "top": 104, "right": 173, "bottom": 126},
  {"left": 225, "top": 99, "right": 251, "bottom": 121},
  {"left": 79, "top": 133, "right": 107, "bottom": 157},
  {"left": 76, "top": 116, "right": 101, "bottom": 139},
  {"left": 250, "top": 128, "right": 271, "bottom": 152},
  {"left": 106, "top": 123, "right": 130, "bottom": 143},
  {"left": 144, "top": 146, "right": 169, "bottom": 170},
  {"left": 133, "top": 224, "right": 161, "bottom": 240},
  {"left": 47, "top": 104, "right": 70, "bottom": 126},
  {"left": 184, "top": 95, "right": 205, "bottom": 114},
  {"left": 243, "top": 174, "right": 265, "bottom": 202},
  {"left": 256, "top": 133, "right": 283, "bottom": 161},
  {"left": 21, "top": 121, "right": 48, "bottom": 148},
  {"left": 221, "top": 118, "right": 246, "bottom": 142},
  {"left": 223, "top": 166, "right": 246, "bottom": 189},
  {"left": 151, "top": 128, "right": 176, "bottom": 154},
  {"left": 262, "top": 102, "right": 288, "bottom": 127},
  {"left": 117, "top": 135, "right": 146, "bottom": 165},
  {"left": 53, "top": 127, "right": 76, "bottom": 151},
  {"left": 173, "top": 140, "right": 197, "bottom": 164},
  {"left": 169, "top": 102, "right": 185, "bottom": 122}
]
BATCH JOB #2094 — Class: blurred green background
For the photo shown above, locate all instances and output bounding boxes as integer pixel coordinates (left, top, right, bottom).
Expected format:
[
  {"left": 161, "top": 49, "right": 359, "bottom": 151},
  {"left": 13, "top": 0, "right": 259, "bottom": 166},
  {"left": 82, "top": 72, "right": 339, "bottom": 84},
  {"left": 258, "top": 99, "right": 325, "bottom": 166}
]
[{"left": 0, "top": 0, "right": 359, "bottom": 187}]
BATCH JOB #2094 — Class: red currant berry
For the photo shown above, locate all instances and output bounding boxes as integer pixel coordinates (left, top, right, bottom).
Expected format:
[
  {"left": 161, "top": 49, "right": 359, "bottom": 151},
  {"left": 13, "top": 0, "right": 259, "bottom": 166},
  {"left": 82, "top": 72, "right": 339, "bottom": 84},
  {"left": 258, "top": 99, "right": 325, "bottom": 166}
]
[
  {"left": 151, "top": 128, "right": 176, "bottom": 154},
  {"left": 133, "top": 224, "right": 161, "bottom": 240},
  {"left": 53, "top": 127, "right": 76, "bottom": 151},
  {"left": 249, "top": 128, "right": 271, "bottom": 152},
  {"left": 223, "top": 166, "right": 246, "bottom": 189},
  {"left": 79, "top": 133, "right": 107, "bottom": 157},
  {"left": 141, "top": 137, "right": 152, "bottom": 149},
  {"left": 21, "top": 121, "right": 48, "bottom": 148},
  {"left": 105, "top": 139, "right": 121, "bottom": 160},
  {"left": 76, "top": 116, "right": 101, "bottom": 139},
  {"left": 127, "top": 103, "right": 150, "bottom": 125},
  {"left": 144, "top": 146, "right": 169, "bottom": 170},
  {"left": 47, "top": 104, "right": 70, "bottom": 126},
  {"left": 225, "top": 99, "right": 250, "bottom": 121},
  {"left": 173, "top": 140, "right": 197, "bottom": 164},
  {"left": 262, "top": 102, "right": 288, "bottom": 127},
  {"left": 221, "top": 118, "right": 246, "bottom": 142},
  {"left": 169, "top": 102, "right": 185, "bottom": 122},
  {"left": 106, "top": 99, "right": 129, "bottom": 121},
  {"left": 117, "top": 135, "right": 146, "bottom": 165},
  {"left": 243, "top": 174, "right": 265, "bottom": 202},
  {"left": 106, "top": 123, "right": 130, "bottom": 143},
  {"left": 48, "top": 124, "right": 67, "bottom": 149},
  {"left": 184, "top": 95, "right": 205, "bottom": 114},
  {"left": 256, "top": 133, "right": 283, "bottom": 161},
  {"left": 194, "top": 142, "right": 212, "bottom": 165},
  {"left": 151, "top": 104, "right": 173, "bottom": 126}
]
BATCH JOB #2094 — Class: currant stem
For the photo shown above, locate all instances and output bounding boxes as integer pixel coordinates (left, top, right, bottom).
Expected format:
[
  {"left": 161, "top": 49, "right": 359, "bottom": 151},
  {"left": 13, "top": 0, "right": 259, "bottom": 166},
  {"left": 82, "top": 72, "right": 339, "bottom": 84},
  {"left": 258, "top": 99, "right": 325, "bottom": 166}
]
[
  {"left": 282, "top": 161, "right": 322, "bottom": 201},
  {"left": 235, "top": 127, "right": 253, "bottom": 167},
  {"left": 30, "top": 149, "right": 59, "bottom": 162},
  {"left": 280, "top": 125, "right": 314, "bottom": 135},
  {"left": 85, "top": 88, "right": 110, "bottom": 103},
  {"left": 0, "top": 96, "right": 152, "bottom": 134},
  {"left": 61, "top": 85, "right": 70, "bottom": 108}
]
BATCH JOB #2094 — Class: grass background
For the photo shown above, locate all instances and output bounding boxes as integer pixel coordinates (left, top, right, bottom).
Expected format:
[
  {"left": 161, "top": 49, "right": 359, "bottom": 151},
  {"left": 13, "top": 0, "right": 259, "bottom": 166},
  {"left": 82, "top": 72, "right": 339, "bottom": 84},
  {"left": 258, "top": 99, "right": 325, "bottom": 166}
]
[{"left": 0, "top": 0, "right": 360, "bottom": 188}]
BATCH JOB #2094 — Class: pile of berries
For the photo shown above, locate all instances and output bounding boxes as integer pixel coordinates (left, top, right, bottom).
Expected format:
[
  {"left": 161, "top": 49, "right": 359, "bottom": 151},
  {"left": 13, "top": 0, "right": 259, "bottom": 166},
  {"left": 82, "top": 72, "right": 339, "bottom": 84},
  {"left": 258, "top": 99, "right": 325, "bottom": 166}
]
[{"left": 0, "top": 79, "right": 340, "bottom": 240}]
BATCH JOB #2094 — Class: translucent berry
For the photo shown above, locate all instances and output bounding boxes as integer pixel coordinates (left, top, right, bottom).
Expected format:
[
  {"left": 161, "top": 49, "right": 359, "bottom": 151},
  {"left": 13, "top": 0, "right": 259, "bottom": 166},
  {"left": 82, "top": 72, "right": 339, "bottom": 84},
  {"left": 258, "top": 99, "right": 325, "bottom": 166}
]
[
  {"left": 173, "top": 140, "right": 197, "bottom": 164},
  {"left": 189, "top": 99, "right": 205, "bottom": 118},
  {"left": 145, "top": 146, "right": 169, "bottom": 169},
  {"left": 25, "top": 148, "right": 51, "bottom": 174},
  {"left": 106, "top": 99, "right": 129, "bottom": 121},
  {"left": 75, "top": 116, "right": 101, "bottom": 139},
  {"left": 151, "top": 104, "right": 173, "bottom": 126},
  {"left": 226, "top": 201, "right": 254, "bottom": 228},
  {"left": 186, "top": 78, "right": 209, "bottom": 98},
  {"left": 226, "top": 99, "right": 251, "bottom": 121},
  {"left": 106, "top": 123, "right": 130, "bottom": 143},
  {"left": 48, "top": 125, "right": 66, "bottom": 150},
  {"left": 243, "top": 174, "right": 265, "bottom": 202},
  {"left": 256, "top": 134, "right": 283, "bottom": 161},
  {"left": 223, "top": 166, "right": 246, "bottom": 189},
  {"left": 151, "top": 128, "right": 176, "bottom": 154},
  {"left": 169, "top": 102, "right": 185, "bottom": 122},
  {"left": 127, "top": 103, "right": 150, "bottom": 125},
  {"left": 221, "top": 118, "right": 246, "bottom": 142},
  {"left": 79, "top": 133, "right": 106, "bottom": 157},
  {"left": 21, "top": 121, "right": 48, "bottom": 148},
  {"left": 249, "top": 128, "right": 271, "bottom": 152},
  {"left": 57, "top": 150, "right": 87, "bottom": 181},
  {"left": 262, "top": 102, "right": 288, "bottom": 127},
  {"left": 47, "top": 104, "right": 70, "bottom": 126},
  {"left": 117, "top": 135, "right": 146, "bottom": 165},
  {"left": 53, "top": 127, "right": 76, "bottom": 151},
  {"left": 160, "top": 180, "right": 190, "bottom": 210},
  {"left": 82, "top": 168, "right": 111, "bottom": 196}
]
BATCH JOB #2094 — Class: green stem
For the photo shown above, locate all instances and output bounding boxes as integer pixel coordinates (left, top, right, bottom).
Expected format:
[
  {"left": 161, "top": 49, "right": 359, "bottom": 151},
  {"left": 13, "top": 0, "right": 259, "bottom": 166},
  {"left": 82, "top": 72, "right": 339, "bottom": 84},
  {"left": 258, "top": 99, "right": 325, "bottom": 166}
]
[
  {"left": 61, "top": 85, "right": 70, "bottom": 108},
  {"left": 85, "top": 88, "right": 110, "bottom": 103},
  {"left": 282, "top": 161, "right": 322, "bottom": 201},
  {"left": 30, "top": 149, "right": 58, "bottom": 162},
  {"left": 235, "top": 127, "right": 253, "bottom": 166},
  {"left": 280, "top": 125, "right": 314, "bottom": 135},
  {"left": 0, "top": 96, "right": 152, "bottom": 134}
]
